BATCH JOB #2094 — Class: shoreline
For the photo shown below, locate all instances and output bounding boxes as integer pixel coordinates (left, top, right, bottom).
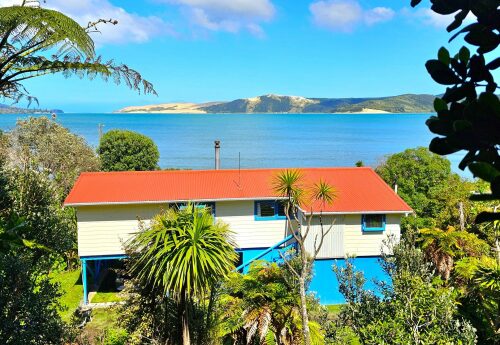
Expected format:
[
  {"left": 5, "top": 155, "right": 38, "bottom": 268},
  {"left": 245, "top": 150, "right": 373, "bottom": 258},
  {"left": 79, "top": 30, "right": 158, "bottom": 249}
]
[{"left": 0, "top": 112, "right": 433, "bottom": 116}]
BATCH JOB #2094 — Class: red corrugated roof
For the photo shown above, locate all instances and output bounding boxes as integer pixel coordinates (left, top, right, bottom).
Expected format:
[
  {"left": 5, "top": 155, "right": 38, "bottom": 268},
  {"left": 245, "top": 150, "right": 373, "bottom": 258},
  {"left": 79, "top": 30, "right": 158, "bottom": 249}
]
[{"left": 64, "top": 167, "right": 412, "bottom": 213}]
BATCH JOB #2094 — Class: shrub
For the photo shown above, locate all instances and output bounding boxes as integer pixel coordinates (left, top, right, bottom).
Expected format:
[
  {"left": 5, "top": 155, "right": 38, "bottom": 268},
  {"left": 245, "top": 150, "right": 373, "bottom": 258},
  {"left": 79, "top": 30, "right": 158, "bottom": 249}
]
[{"left": 98, "top": 130, "right": 159, "bottom": 171}]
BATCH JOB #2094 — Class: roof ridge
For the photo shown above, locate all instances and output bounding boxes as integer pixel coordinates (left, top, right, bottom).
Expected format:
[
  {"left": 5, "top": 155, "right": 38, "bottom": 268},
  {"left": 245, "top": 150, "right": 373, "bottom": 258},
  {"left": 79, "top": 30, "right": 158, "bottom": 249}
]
[{"left": 79, "top": 166, "right": 373, "bottom": 176}]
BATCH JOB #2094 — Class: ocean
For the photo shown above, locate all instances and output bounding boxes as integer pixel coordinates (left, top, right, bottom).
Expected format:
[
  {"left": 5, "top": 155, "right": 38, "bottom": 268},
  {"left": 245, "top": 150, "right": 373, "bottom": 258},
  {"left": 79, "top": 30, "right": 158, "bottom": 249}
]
[{"left": 0, "top": 112, "right": 466, "bottom": 175}]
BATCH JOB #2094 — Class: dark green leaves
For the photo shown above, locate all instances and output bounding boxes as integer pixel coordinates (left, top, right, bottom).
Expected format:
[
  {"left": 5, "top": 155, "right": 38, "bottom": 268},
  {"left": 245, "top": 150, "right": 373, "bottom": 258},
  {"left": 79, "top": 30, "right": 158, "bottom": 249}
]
[
  {"left": 411, "top": 0, "right": 500, "bottom": 219},
  {"left": 426, "top": 60, "right": 462, "bottom": 85},
  {"left": 468, "top": 162, "right": 500, "bottom": 182},
  {"left": 438, "top": 47, "right": 451, "bottom": 65}
]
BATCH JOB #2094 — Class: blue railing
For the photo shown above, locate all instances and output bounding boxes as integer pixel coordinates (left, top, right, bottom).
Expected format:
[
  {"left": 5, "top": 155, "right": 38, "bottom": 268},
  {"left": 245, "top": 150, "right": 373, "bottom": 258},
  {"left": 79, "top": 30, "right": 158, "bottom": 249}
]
[{"left": 235, "top": 233, "right": 296, "bottom": 272}]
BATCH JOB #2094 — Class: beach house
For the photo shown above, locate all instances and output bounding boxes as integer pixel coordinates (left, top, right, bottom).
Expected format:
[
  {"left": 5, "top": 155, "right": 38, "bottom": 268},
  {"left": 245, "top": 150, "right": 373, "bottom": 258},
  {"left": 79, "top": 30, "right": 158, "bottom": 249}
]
[{"left": 64, "top": 167, "right": 412, "bottom": 304}]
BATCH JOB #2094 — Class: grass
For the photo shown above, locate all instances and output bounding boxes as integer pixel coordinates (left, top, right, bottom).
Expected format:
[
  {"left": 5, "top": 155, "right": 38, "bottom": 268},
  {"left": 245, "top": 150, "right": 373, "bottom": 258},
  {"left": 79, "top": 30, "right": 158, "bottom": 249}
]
[
  {"left": 326, "top": 304, "right": 343, "bottom": 315},
  {"left": 80, "top": 306, "right": 127, "bottom": 343},
  {"left": 90, "top": 267, "right": 126, "bottom": 303},
  {"left": 50, "top": 269, "right": 83, "bottom": 322},
  {"left": 91, "top": 291, "right": 125, "bottom": 303}
]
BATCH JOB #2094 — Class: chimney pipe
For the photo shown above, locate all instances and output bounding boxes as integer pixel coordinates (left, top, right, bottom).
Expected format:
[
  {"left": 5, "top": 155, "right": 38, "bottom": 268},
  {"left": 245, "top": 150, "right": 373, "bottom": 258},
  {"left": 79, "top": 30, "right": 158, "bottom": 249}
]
[{"left": 214, "top": 140, "right": 220, "bottom": 170}]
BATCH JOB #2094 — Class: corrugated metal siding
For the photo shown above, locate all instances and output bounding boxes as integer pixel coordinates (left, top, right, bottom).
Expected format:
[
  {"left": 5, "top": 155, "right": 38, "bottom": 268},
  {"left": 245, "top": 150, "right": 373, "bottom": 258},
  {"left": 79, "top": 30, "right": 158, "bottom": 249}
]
[
  {"left": 304, "top": 215, "right": 345, "bottom": 258},
  {"left": 216, "top": 200, "right": 287, "bottom": 249}
]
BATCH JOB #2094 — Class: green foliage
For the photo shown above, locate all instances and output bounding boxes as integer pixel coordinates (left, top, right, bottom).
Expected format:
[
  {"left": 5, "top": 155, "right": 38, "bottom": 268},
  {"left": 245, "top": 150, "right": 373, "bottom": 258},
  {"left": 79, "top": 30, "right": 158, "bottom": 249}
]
[
  {"left": 4, "top": 167, "right": 76, "bottom": 260},
  {"left": 454, "top": 255, "right": 500, "bottom": 343},
  {"left": 219, "top": 260, "right": 325, "bottom": 345},
  {"left": 418, "top": 226, "right": 489, "bottom": 279},
  {"left": 128, "top": 204, "right": 237, "bottom": 299},
  {"left": 0, "top": 254, "right": 66, "bottom": 344},
  {"left": 102, "top": 328, "right": 129, "bottom": 345},
  {"left": 376, "top": 147, "right": 474, "bottom": 229},
  {"left": 410, "top": 0, "right": 500, "bottom": 223},
  {"left": 333, "top": 239, "right": 477, "bottom": 345},
  {"left": 7, "top": 116, "right": 100, "bottom": 195},
  {"left": 0, "top": 3, "right": 156, "bottom": 104},
  {"left": 125, "top": 204, "right": 237, "bottom": 344},
  {"left": 98, "top": 129, "right": 160, "bottom": 171}
]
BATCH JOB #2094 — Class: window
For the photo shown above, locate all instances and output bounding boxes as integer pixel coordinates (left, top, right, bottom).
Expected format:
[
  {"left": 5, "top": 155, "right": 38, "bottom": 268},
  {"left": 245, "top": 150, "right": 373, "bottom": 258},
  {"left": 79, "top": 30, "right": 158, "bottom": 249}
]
[
  {"left": 174, "top": 202, "right": 216, "bottom": 216},
  {"left": 362, "top": 214, "right": 386, "bottom": 232},
  {"left": 255, "top": 200, "right": 287, "bottom": 220}
]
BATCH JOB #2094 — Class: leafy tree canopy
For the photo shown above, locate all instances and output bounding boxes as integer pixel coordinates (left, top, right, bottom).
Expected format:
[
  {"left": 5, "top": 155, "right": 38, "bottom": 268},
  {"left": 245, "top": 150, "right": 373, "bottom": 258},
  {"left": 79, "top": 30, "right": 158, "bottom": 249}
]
[
  {"left": 98, "top": 129, "right": 160, "bottom": 171},
  {"left": 6, "top": 116, "right": 99, "bottom": 196},
  {"left": 376, "top": 147, "right": 474, "bottom": 229},
  {"left": 0, "top": 1, "right": 156, "bottom": 105}
]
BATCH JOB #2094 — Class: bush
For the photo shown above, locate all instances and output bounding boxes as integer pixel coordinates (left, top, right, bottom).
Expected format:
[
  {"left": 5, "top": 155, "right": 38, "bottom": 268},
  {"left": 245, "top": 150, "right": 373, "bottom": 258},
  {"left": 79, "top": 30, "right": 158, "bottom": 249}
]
[
  {"left": 332, "top": 238, "right": 477, "bottom": 345},
  {"left": 98, "top": 130, "right": 159, "bottom": 171},
  {"left": 103, "top": 328, "right": 129, "bottom": 345}
]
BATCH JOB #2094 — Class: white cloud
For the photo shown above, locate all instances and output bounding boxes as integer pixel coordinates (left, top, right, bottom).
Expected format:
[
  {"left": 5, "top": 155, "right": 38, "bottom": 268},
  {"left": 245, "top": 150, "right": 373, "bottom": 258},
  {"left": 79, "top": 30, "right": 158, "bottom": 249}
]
[
  {"left": 309, "top": 0, "right": 394, "bottom": 32},
  {"left": 364, "top": 7, "right": 395, "bottom": 25},
  {"left": 0, "top": 0, "right": 175, "bottom": 44},
  {"left": 403, "top": 7, "right": 475, "bottom": 29},
  {"left": 161, "top": 0, "right": 275, "bottom": 36}
]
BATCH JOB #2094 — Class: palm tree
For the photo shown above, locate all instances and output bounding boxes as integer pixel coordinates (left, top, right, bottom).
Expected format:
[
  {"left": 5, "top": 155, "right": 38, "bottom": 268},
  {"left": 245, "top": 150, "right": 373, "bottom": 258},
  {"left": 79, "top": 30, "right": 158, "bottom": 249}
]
[
  {"left": 127, "top": 204, "right": 238, "bottom": 345},
  {"left": 0, "top": 1, "right": 156, "bottom": 105},
  {"left": 273, "top": 169, "right": 336, "bottom": 345}
]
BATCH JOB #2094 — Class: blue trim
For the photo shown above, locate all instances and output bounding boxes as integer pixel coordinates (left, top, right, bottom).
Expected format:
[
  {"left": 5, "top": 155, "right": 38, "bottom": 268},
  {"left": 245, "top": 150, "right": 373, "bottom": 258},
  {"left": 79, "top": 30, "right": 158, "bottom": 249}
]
[
  {"left": 362, "top": 214, "right": 386, "bottom": 232},
  {"left": 254, "top": 200, "right": 287, "bottom": 221},
  {"left": 235, "top": 234, "right": 295, "bottom": 271},
  {"left": 82, "top": 260, "right": 88, "bottom": 305},
  {"left": 80, "top": 254, "right": 128, "bottom": 261}
]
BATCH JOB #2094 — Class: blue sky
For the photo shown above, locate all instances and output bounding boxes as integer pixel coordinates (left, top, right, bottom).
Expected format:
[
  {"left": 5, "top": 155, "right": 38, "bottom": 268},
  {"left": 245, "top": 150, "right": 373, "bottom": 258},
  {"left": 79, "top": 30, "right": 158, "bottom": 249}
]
[{"left": 2, "top": 0, "right": 475, "bottom": 112}]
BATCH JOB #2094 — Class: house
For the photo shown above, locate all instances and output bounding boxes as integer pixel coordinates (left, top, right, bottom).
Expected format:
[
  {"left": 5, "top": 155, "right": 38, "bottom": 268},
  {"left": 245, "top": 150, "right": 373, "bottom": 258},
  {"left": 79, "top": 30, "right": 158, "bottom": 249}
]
[{"left": 64, "top": 167, "right": 412, "bottom": 304}]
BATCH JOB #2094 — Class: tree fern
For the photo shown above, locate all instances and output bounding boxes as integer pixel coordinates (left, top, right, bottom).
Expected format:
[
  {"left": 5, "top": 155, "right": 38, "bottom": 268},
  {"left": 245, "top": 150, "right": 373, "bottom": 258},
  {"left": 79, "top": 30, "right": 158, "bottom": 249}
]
[{"left": 0, "top": 3, "right": 156, "bottom": 105}]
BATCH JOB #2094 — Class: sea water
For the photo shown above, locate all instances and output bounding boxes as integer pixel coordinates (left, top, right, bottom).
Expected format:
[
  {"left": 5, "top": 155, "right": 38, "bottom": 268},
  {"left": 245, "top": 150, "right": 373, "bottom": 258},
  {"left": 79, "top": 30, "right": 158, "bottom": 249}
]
[{"left": 0, "top": 113, "right": 466, "bottom": 175}]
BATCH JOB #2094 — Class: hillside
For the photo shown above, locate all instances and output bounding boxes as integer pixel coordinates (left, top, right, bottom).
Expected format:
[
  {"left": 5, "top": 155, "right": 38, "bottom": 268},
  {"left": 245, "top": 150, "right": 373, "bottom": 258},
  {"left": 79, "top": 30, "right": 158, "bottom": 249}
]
[
  {"left": 116, "top": 93, "right": 435, "bottom": 114},
  {"left": 0, "top": 103, "right": 64, "bottom": 114}
]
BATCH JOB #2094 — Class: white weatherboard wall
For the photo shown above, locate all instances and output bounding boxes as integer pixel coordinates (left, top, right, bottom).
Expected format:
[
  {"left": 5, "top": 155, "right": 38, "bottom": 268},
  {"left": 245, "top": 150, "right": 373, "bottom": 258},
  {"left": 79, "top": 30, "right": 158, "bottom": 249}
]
[
  {"left": 77, "top": 204, "right": 166, "bottom": 257},
  {"left": 215, "top": 200, "right": 287, "bottom": 249},
  {"left": 343, "top": 214, "right": 401, "bottom": 257}
]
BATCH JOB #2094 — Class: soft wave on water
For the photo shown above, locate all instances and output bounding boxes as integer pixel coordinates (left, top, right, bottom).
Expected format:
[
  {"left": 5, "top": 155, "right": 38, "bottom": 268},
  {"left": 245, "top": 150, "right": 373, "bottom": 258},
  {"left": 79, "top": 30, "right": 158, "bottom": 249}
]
[{"left": 0, "top": 112, "right": 468, "bottom": 177}]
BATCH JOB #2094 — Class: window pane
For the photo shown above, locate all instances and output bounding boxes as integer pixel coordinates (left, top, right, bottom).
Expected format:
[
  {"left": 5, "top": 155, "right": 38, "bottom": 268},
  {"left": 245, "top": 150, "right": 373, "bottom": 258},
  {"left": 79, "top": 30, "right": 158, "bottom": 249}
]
[
  {"left": 257, "top": 201, "right": 275, "bottom": 217},
  {"left": 277, "top": 201, "right": 288, "bottom": 217},
  {"left": 365, "top": 214, "right": 384, "bottom": 228}
]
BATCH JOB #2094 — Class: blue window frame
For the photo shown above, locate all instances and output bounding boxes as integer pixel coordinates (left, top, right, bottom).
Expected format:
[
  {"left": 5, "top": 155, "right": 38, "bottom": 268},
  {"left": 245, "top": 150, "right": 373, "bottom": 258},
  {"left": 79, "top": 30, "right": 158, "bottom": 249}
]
[
  {"left": 176, "top": 202, "right": 216, "bottom": 216},
  {"left": 254, "top": 200, "right": 287, "bottom": 221},
  {"left": 362, "top": 214, "right": 386, "bottom": 232}
]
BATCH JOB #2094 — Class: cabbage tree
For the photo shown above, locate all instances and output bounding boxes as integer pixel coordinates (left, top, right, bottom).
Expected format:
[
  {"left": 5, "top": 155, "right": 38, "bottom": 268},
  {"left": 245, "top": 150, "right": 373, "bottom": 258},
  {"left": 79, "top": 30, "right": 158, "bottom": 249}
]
[{"left": 127, "top": 204, "right": 237, "bottom": 345}]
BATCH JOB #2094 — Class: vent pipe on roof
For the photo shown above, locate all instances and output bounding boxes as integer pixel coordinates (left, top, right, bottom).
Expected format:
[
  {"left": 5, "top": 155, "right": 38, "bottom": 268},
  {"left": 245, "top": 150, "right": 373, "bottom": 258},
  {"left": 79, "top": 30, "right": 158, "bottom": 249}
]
[{"left": 214, "top": 140, "right": 220, "bottom": 170}]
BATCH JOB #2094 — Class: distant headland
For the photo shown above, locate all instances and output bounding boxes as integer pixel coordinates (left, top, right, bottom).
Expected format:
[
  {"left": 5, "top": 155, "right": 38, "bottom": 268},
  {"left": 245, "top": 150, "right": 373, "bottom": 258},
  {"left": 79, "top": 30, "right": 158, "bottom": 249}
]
[
  {"left": 116, "top": 93, "right": 435, "bottom": 114},
  {"left": 0, "top": 103, "right": 64, "bottom": 114}
]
